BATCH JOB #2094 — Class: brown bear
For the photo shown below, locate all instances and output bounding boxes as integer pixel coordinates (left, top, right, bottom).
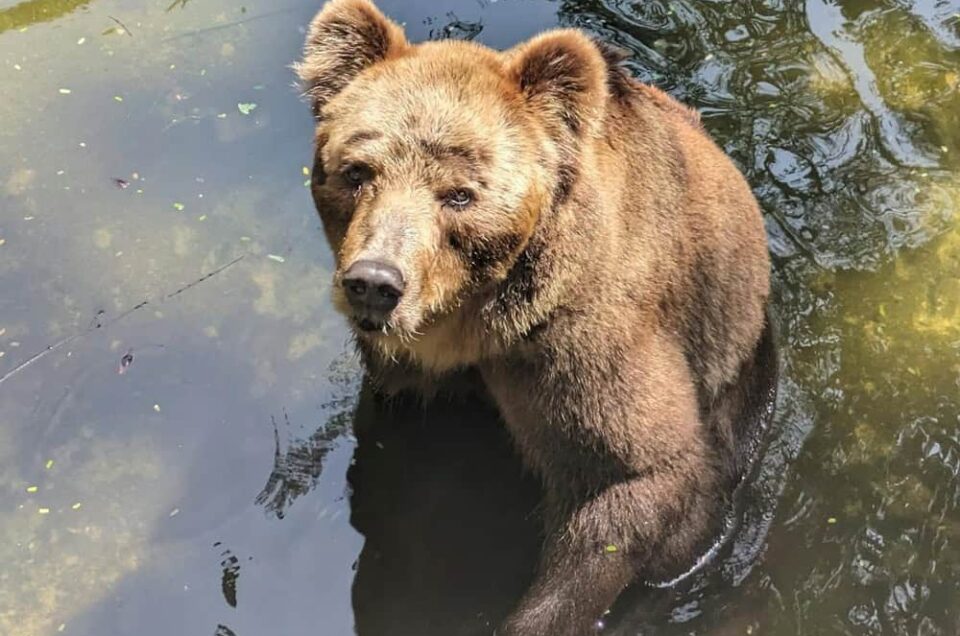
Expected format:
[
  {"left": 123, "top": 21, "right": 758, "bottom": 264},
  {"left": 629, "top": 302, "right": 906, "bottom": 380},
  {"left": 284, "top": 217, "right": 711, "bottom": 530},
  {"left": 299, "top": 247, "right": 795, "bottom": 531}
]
[{"left": 297, "top": 1, "right": 776, "bottom": 634}]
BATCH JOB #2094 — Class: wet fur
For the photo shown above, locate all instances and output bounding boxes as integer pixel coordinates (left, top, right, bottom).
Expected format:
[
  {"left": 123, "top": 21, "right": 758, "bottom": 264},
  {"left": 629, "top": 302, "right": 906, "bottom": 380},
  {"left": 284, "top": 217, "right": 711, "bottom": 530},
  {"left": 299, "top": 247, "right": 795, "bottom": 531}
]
[{"left": 299, "top": 2, "right": 774, "bottom": 634}]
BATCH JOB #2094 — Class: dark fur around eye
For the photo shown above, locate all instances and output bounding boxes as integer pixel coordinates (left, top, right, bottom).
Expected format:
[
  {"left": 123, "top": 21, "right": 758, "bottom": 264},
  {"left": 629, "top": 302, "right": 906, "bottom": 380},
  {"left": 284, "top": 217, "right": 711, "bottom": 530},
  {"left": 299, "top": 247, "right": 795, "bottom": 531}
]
[
  {"left": 342, "top": 164, "right": 373, "bottom": 187},
  {"left": 443, "top": 189, "right": 474, "bottom": 210}
]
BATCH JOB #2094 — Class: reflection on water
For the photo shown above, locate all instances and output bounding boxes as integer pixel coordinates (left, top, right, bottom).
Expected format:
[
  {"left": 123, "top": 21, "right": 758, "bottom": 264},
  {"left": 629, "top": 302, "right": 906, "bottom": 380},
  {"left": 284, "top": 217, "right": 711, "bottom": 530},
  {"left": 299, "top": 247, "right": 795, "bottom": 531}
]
[
  {"left": 0, "top": 0, "right": 958, "bottom": 634},
  {"left": 348, "top": 384, "right": 542, "bottom": 636}
]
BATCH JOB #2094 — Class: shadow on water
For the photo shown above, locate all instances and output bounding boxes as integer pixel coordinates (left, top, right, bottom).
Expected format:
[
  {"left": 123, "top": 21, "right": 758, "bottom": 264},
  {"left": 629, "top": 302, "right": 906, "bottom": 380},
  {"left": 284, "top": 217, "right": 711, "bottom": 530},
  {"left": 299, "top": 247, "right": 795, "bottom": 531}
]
[{"left": 347, "top": 384, "right": 542, "bottom": 636}]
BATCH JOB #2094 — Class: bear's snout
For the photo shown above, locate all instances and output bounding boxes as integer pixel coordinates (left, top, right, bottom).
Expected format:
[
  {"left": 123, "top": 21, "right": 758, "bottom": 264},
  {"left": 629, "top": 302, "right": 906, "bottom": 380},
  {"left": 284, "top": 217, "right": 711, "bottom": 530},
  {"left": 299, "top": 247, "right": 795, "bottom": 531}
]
[{"left": 341, "top": 259, "right": 405, "bottom": 329}]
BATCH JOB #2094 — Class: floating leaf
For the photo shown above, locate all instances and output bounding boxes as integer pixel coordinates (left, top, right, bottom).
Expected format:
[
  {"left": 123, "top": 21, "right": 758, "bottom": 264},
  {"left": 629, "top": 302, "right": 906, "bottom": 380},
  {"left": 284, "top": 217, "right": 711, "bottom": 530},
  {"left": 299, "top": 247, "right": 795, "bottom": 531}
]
[
  {"left": 118, "top": 350, "right": 134, "bottom": 375},
  {"left": 237, "top": 102, "right": 257, "bottom": 115},
  {"left": 604, "top": 544, "right": 618, "bottom": 553}
]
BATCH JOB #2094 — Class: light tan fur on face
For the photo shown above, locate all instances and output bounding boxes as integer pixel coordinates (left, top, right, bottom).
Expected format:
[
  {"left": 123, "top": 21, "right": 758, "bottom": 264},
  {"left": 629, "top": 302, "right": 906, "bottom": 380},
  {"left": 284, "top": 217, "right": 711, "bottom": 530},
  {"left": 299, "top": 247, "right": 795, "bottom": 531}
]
[{"left": 303, "top": 13, "right": 559, "bottom": 371}]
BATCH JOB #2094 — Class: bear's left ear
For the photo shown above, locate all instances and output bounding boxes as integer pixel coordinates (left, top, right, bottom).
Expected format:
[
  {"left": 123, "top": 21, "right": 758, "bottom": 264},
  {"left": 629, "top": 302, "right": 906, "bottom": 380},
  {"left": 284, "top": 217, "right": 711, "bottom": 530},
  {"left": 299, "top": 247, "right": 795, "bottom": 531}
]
[
  {"left": 505, "top": 30, "right": 610, "bottom": 138},
  {"left": 296, "top": 0, "right": 408, "bottom": 119}
]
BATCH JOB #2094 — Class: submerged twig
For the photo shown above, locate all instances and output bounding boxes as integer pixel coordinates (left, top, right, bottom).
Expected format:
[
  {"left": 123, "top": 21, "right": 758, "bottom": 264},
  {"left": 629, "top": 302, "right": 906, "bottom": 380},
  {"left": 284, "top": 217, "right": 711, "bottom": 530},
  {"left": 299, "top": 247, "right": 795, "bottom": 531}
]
[
  {"left": 162, "top": 6, "right": 300, "bottom": 42},
  {"left": 0, "top": 255, "right": 245, "bottom": 387},
  {"left": 108, "top": 16, "right": 134, "bottom": 37}
]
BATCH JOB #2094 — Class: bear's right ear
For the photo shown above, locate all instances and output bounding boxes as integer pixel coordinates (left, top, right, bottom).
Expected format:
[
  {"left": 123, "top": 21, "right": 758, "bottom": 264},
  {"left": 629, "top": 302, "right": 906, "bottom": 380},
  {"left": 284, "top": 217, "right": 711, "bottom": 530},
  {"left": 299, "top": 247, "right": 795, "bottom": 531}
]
[{"left": 296, "top": 0, "right": 407, "bottom": 119}]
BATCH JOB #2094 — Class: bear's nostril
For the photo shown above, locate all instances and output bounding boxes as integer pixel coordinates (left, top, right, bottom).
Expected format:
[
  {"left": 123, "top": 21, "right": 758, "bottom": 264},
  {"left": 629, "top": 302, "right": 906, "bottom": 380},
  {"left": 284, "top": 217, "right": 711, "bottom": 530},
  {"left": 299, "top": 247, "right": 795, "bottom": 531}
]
[
  {"left": 378, "top": 284, "right": 399, "bottom": 300},
  {"left": 347, "top": 281, "right": 367, "bottom": 297}
]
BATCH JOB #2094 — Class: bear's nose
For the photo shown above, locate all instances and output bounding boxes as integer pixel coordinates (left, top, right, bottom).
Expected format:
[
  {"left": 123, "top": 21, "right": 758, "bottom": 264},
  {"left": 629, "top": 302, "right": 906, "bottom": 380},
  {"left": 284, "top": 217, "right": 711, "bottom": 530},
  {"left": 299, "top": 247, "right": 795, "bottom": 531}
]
[{"left": 341, "top": 260, "right": 405, "bottom": 314}]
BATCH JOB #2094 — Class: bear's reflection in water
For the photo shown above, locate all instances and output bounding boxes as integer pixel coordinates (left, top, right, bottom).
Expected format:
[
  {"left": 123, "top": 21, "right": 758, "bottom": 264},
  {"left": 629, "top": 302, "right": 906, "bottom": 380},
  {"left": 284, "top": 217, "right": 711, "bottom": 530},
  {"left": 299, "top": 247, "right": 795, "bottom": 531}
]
[{"left": 348, "top": 380, "right": 542, "bottom": 636}]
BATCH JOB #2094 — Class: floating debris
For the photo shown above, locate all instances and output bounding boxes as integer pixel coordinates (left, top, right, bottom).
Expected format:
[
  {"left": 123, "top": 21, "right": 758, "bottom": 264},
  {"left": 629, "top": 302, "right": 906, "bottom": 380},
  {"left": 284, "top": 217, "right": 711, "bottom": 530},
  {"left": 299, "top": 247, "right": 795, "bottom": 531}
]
[
  {"left": 302, "top": 166, "right": 310, "bottom": 176},
  {"left": 153, "top": 404, "right": 161, "bottom": 413},
  {"left": 38, "top": 507, "right": 50, "bottom": 515},
  {"left": 173, "top": 202, "right": 185, "bottom": 211},
  {"left": 827, "top": 517, "right": 838, "bottom": 524},
  {"left": 45, "top": 459, "right": 54, "bottom": 469},
  {"left": 112, "top": 178, "right": 130, "bottom": 189},
  {"left": 237, "top": 102, "right": 257, "bottom": 115},
  {"left": 58, "top": 88, "right": 72, "bottom": 95},
  {"left": 118, "top": 349, "right": 134, "bottom": 375},
  {"left": 77, "top": 37, "right": 86, "bottom": 45},
  {"left": 114, "top": 95, "right": 124, "bottom": 102},
  {"left": 107, "top": 15, "right": 133, "bottom": 37},
  {"left": 604, "top": 544, "right": 618, "bottom": 553},
  {"left": 267, "top": 254, "right": 285, "bottom": 263},
  {"left": 26, "top": 485, "right": 38, "bottom": 493},
  {"left": 72, "top": 502, "right": 82, "bottom": 510},
  {"left": 169, "top": 507, "right": 180, "bottom": 517},
  {"left": 0, "top": 238, "right": 5, "bottom": 246}
]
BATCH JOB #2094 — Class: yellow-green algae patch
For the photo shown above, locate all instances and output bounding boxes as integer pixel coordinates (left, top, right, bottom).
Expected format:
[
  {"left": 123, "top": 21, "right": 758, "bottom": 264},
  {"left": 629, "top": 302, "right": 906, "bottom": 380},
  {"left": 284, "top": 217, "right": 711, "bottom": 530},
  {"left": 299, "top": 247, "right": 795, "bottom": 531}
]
[{"left": 0, "top": 437, "right": 171, "bottom": 636}]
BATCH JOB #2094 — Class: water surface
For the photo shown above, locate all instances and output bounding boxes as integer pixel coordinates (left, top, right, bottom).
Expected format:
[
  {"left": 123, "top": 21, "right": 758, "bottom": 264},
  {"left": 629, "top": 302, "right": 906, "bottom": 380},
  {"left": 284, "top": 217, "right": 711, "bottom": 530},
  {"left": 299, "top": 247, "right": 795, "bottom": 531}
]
[{"left": 1, "top": 0, "right": 958, "bottom": 634}]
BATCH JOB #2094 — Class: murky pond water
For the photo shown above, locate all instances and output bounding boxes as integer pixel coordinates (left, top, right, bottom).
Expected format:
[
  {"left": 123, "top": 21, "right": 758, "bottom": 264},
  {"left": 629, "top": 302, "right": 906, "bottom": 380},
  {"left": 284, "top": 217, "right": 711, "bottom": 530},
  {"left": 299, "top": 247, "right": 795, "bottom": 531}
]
[{"left": 1, "top": 0, "right": 958, "bottom": 634}]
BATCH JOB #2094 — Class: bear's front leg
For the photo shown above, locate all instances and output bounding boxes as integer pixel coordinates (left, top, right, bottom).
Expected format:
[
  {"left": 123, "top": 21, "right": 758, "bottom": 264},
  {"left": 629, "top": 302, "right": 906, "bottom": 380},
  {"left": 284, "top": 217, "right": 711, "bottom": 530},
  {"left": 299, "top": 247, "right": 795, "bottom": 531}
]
[
  {"left": 484, "top": 334, "right": 723, "bottom": 636},
  {"left": 495, "top": 472, "right": 719, "bottom": 636}
]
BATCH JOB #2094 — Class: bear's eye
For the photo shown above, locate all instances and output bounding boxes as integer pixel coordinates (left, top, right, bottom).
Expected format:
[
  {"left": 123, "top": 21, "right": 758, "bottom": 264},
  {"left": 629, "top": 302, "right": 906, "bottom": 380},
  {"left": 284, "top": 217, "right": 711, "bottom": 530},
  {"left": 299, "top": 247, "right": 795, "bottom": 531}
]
[
  {"left": 444, "top": 189, "right": 474, "bottom": 210},
  {"left": 342, "top": 164, "right": 372, "bottom": 188}
]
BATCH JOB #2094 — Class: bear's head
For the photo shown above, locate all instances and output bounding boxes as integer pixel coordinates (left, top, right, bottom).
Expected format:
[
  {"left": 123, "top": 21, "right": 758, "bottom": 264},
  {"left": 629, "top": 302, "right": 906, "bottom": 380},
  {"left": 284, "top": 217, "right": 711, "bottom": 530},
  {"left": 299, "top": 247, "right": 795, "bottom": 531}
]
[{"left": 299, "top": 0, "right": 614, "bottom": 370}]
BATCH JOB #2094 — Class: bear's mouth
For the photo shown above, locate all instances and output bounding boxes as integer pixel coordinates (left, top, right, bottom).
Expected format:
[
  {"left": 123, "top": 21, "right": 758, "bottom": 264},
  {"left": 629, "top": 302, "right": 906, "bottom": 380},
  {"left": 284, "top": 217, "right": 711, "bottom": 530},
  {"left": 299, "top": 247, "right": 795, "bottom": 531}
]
[{"left": 352, "top": 316, "right": 390, "bottom": 334}]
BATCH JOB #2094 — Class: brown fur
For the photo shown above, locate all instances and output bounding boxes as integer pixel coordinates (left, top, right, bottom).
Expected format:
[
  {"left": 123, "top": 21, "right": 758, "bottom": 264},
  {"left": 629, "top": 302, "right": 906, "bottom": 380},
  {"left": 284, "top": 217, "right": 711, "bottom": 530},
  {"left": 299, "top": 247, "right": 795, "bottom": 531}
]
[{"left": 299, "top": 2, "right": 773, "bottom": 634}]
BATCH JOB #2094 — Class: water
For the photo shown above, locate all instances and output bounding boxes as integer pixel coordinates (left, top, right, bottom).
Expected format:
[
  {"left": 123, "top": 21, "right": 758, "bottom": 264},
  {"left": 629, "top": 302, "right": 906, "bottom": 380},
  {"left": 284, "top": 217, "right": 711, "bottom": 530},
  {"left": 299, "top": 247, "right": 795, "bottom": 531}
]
[{"left": 0, "top": 0, "right": 957, "bottom": 634}]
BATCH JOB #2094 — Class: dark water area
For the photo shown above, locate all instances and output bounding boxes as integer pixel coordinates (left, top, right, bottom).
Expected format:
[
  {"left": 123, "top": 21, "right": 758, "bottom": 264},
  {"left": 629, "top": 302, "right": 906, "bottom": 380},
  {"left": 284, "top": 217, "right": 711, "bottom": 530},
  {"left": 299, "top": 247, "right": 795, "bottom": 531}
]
[{"left": 0, "top": 0, "right": 958, "bottom": 634}]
